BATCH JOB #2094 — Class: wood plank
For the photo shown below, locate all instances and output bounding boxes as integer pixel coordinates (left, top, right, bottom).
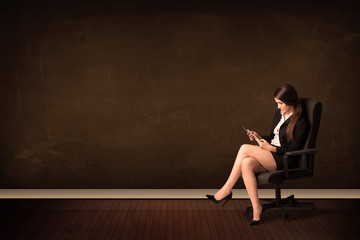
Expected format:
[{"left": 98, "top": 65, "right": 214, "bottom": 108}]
[
  {"left": 72, "top": 200, "right": 102, "bottom": 239},
  {"left": 33, "top": 200, "right": 73, "bottom": 239},
  {"left": 304, "top": 200, "right": 338, "bottom": 240},
  {"left": 288, "top": 208, "right": 317, "bottom": 240},
  {"left": 201, "top": 199, "right": 220, "bottom": 239},
  {"left": 142, "top": 199, "right": 156, "bottom": 240},
  {"left": 191, "top": 200, "right": 204, "bottom": 240},
  {"left": 55, "top": 200, "right": 90, "bottom": 239},
  {"left": 111, "top": 200, "right": 133, "bottom": 239},
  {"left": 94, "top": 200, "right": 120, "bottom": 239},
  {"left": 184, "top": 200, "right": 196, "bottom": 240},
  {"left": 263, "top": 206, "right": 299, "bottom": 240},
  {"left": 124, "top": 199, "right": 145, "bottom": 240},
  {"left": 217, "top": 202, "right": 240, "bottom": 239},
  {"left": 260, "top": 209, "right": 284, "bottom": 240},
  {"left": 318, "top": 200, "right": 358, "bottom": 239},
  {"left": 166, "top": 200, "right": 175, "bottom": 240},
  {"left": 195, "top": 200, "right": 212, "bottom": 240},
  {"left": 226, "top": 200, "right": 251, "bottom": 239},
  {"left": 233, "top": 199, "right": 264, "bottom": 240},
  {"left": 88, "top": 200, "right": 117, "bottom": 239},
  {"left": 117, "top": 199, "right": 139, "bottom": 239},
  {"left": 99, "top": 200, "right": 127, "bottom": 239},
  {"left": 206, "top": 198, "right": 228, "bottom": 239},
  {"left": 260, "top": 208, "right": 287, "bottom": 240},
  {"left": 134, "top": 199, "right": 151, "bottom": 239},
  {"left": 158, "top": 199, "right": 168, "bottom": 240},
  {"left": 150, "top": 200, "right": 162, "bottom": 239},
  {"left": 179, "top": 199, "right": 189, "bottom": 240},
  {"left": 172, "top": 200, "right": 181, "bottom": 240},
  {"left": 42, "top": 200, "right": 84, "bottom": 239}
]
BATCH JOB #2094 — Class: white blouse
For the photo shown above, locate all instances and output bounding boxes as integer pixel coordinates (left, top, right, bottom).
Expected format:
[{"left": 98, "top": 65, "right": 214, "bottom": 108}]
[{"left": 270, "top": 112, "right": 293, "bottom": 147}]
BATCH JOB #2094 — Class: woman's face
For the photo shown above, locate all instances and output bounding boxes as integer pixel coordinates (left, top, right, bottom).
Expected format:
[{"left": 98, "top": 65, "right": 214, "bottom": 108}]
[{"left": 274, "top": 98, "right": 292, "bottom": 116}]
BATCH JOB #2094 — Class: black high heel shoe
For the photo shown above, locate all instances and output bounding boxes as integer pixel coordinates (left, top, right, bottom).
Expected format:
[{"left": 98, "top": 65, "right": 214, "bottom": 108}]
[
  {"left": 206, "top": 192, "right": 232, "bottom": 206},
  {"left": 250, "top": 207, "right": 264, "bottom": 226},
  {"left": 250, "top": 219, "right": 261, "bottom": 226}
]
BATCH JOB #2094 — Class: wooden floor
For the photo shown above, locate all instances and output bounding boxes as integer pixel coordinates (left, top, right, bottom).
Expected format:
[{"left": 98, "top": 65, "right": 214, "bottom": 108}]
[{"left": 1, "top": 199, "right": 359, "bottom": 239}]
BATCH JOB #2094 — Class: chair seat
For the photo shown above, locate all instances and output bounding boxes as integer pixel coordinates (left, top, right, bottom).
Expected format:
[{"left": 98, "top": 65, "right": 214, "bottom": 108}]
[{"left": 256, "top": 168, "right": 308, "bottom": 185}]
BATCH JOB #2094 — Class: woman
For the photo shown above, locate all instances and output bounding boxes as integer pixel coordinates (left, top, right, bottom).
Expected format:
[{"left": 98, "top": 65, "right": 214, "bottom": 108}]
[{"left": 206, "top": 84, "right": 309, "bottom": 225}]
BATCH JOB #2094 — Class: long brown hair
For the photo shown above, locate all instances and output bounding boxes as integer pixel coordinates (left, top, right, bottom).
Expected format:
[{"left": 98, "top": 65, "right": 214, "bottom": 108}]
[{"left": 274, "top": 84, "right": 302, "bottom": 143}]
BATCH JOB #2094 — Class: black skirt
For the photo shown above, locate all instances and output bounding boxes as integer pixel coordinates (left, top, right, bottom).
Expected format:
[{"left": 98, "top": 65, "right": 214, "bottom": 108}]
[{"left": 271, "top": 152, "right": 297, "bottom": 171}]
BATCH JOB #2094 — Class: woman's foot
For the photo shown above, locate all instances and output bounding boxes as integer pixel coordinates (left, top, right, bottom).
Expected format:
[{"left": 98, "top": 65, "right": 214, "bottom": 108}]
[
  {"left": 250, "top": 205, "right": 263, "bottom": 226},
  {"left": 206, "top": 192, "right": 233, "bottom": 206},
  {"left": 214, "top": 189, "right": 232, "bottom": 201},
  {"left": 250, "top": 219, "right": 261, "bottom": 226},
  {"left": 253, "top": 205, "right": 263, "bottom": 221}
]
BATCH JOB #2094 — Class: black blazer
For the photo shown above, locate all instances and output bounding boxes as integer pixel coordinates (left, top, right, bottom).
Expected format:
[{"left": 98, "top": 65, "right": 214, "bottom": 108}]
[{"left": 263, "top": 110, "right": 309, "bottom": 156}]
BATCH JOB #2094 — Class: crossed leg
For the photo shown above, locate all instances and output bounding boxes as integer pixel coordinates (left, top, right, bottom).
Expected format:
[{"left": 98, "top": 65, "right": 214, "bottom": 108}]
[{"left": 214, "top": 144, "right": 276, "bottom": 220}]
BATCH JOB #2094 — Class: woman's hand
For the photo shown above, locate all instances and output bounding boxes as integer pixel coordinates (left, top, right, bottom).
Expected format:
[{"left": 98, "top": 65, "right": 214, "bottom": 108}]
[
  {"left": 256, "top": 138, "right": 276, "bottom": 152},
  {"left": 247, "top": 131, "right": 261, "bottom": 142}
]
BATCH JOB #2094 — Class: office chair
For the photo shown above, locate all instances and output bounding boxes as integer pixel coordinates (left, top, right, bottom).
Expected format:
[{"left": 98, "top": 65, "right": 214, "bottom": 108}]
[{"left": 244, "top": 98, "right": 322, "bottom": 221}]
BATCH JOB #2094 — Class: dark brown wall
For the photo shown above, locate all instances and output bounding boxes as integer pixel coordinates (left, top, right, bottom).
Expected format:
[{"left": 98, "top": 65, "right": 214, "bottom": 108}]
[{"left": 1, "top": 0, "right": 359, "bottom": 188}]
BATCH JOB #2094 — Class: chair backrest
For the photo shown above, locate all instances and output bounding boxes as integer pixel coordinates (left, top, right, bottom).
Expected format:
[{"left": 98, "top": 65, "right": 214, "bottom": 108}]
[{"left": 297, "top": 98, "right": 322, "bottom": 174}]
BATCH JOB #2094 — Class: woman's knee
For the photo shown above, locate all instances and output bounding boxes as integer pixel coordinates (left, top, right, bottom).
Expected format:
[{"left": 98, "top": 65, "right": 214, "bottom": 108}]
[
  {"left": 241, "top": 157, "right": 256, "bottom": 173},
  {"left": 238, "top": 144, "right": 252, "bottom": 156},
  {"left": 235, "top": 144, "right": 251, "bottom": 165}
]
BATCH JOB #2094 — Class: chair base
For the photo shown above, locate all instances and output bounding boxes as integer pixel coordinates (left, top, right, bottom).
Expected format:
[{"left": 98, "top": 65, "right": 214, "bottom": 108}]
[{"left": 244, "top": 186, "right": 317, "bottom": 221}]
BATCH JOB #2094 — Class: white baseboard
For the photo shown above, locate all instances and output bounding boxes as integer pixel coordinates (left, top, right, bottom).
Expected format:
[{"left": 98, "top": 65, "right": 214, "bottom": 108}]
[{"left": 0, "top": 189, "right": 359, "bottom": 199}]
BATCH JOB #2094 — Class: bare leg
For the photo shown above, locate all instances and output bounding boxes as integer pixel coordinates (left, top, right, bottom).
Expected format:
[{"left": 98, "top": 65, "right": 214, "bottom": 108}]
[
  {"left": 242, "top": 146, "right": 276, "bottom": 220},
  {"left": 214, "top": 145, "right": 247, "bottom": 200},
  {"left": 215, "top": 144, "right": 276, "bottom": 200},
  {"left": 242, "top": 157, "right": 269, "bottom": 220}
]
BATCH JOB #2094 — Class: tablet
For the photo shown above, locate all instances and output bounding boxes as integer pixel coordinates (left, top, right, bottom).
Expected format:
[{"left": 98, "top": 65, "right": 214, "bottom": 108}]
[{"left": 242, "top": 126, "right": 260, "bottom": 141}]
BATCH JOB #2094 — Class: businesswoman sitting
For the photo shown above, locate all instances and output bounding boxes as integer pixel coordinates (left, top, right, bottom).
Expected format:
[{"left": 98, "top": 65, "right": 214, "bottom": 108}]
[{"left": 206, "top": 84, "right": 308, "bottom": 225}]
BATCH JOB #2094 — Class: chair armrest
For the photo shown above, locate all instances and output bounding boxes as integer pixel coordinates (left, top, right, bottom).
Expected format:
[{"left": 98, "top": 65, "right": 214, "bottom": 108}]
[
  {"left": 284, "top": 149, "right": 317, "bottom": 156},
  {"left": 283, "top": 149, "right": 317, "bottom": 178}
]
